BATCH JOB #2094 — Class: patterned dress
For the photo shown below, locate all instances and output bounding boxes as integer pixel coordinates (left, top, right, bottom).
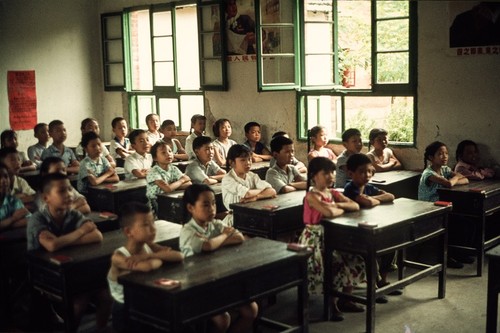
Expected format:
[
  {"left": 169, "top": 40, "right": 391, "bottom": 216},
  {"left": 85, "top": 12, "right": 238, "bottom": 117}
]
[{"left": 298, "top": 188, "right": 366, "bottom": 294}]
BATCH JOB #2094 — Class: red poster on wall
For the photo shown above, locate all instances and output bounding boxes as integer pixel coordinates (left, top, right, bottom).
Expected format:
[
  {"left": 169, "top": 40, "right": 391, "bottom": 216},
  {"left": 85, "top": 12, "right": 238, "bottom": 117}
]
[{"left": 8, "top": 70, "right": 37, "bottom": 130}]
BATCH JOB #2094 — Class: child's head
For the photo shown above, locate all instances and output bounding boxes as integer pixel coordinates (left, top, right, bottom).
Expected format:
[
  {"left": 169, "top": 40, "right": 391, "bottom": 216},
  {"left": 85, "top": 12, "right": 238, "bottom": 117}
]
[
  {"left": 34, "top": 123, "right": 50, "bottom": 144},
  {"left": 308, "top": 157, "right": 336, "bottom": 189},
  {"left": 119, "top": 202, "right": 156, "bottom": 242},
  {"left": 192, "top": 136, "right": 214, "bottom": 164},
  {"left": 41, "top": 173, "right": 73, "bottom": 210},
  {"left": 0, "top": 147, "right": 21, "bottom": 176},
  {"left": 272, "top": 131, "right": 289, "bottom": 140},
  {"left": 48, "top": 120, "right": 67, "bottom": 144},
  {"left": 40, "top": 157, "right": 66, "bottom": 176},
  {"left": 309, "top": 126, "right": 328, "bottom": 148},
  {"left": 80, "top": 118, "right": 100, "bottom": 135},
  {"left": 346, "top": 153, "right": 374, "bottom": 186},
  {"left": 212, "top": 119, "right": 232, "bottom": 139},
  {"left": 190, "top": 114, "right": 206, "bottom": 134},
  {"left": 244, "top": 121, "right": 261, "bottom": 143},
  {"left": 1, "top": 130, "right": 18, "bottom": 149},
  {"left": 146, "top": 114, "right": 160, "bottom": 133},
  {"left": 270, "top": 135, "right": 294, "bottom": 166},
  {"left": 82, "top": 131, "right": 102, "bottom": 159},
  {"left": 183, "top": 184, "right": 216, "bottom": 223},
  {"left": 424, "top": 141, "right": 448, "bottom": 168},
  {"left": 112, "top": 117, "right": 128, "bottom": 139},
  {"left": 456, "top": 140, "right": 480, "bottom": 165},
  {"left": 129, "top": 129, "right": 150, "bottom": 155},
  {"left": 0, "top": 163, "right": 10, "bottom": 196},
  {"left": 368, "top": 128, "right": 388, "bottom": 150},
  {"left": 226, "top": 144, "right": 252, "bottom": 173},
  {"left": 150, "top": 140, "right": 173, "bottom": 165},
  {"left": 160, "top": 120, "right": 177, "bottom": 139},
  {"left": 342, "top": 128, "right": 363, "bottom": 154}
]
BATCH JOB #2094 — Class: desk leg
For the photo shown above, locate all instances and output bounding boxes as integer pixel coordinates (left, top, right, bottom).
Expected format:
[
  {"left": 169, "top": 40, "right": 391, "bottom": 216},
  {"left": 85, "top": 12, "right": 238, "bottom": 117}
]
[
  {"left": 397, "top": 249, "right": 405, "bottom": 281},
  {"left": 486, "top": 258, "right": 499, "bottom": 333},
  {"left": 438, "top": 227, "right": 447, "bottom": 299},
  {"left": 366, "top": 252, "right": 377, "bottom": 333},
  {"left": 298, "top": 260, "right": 309, "bottom": 333},
  {"left": 323, "top": 245, "right": 332, "bottom": 321},
  {"left": 62, "top": 275, "right": 76, "bottom": 332},
  {"left": 477, "top": 215, "right": 485, "bottom": 277}
]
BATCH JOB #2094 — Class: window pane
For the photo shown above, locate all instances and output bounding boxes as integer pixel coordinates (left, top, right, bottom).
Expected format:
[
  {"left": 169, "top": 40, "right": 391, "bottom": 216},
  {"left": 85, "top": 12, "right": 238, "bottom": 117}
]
[
  {"left": 137, "top": 95, "right": 156, "bottom": 129},
  {"left": 202, "top": 33, "right": 220, "bottom": 58},
  {"left": 262, "top": 26, "right": 294, "bottom": 54},
  {"left": 261, "top": 56, "right": 295, "bottom": 84},
  {"left": 304, "top": 23, "right": 333, "bottom": 54},
  {"left": 105, "top": 15, "right": 122, "bottom": 39},
  {"left": 377, "top": 52, "right": 409, "bottom": 83},
  {"left": 180, "top": 95, "right": 204, "bottom": 131},
  {"left": 153, "top": 37, "right": 174, "bottom": 61},
  {"left": 304, "top": 0, "right": 333, "bottom": 22},
  {"left": 377, "top": 19, "right": 409, "bottom": 51},
  {"left": 344, "top": 96, "right": 413, "bottom": 142},
  {"left": 153, "top": 11, "right": 172, "bottom": 36},
  {"left": 158, "top": 98, "right": 179, "bottom": 125},
  {"left": 106, "top": 40, "right": 123, "bottom": 62},
  {"left": 305, "top": 55, "right": 334, "bottom": 85},
  {"left": 175, "top": 6, "right": 201, "bottom": 90},
  {"left": 105, "top": 64, "right": 124, "bottom": 86},
  {"left": 201, "top": 60, "right": 223, "bottom": 85},
  {"left": 376, "top": 1, "right": 409, "bottom": 18},
  {"left": 154, "top": 62, "right": 175, "bottom": 86},
  {"left": 307, "top": 95, "right": 341, "bottom": 139},
  {"left": 201, "top": 5, "right": 218, "bottom": 32},
  {"left": 129, "top": 10, "right": 153, "bottom": 91},
  {"left": 261, "top": 0, "right": 294, "bottom": 24}
]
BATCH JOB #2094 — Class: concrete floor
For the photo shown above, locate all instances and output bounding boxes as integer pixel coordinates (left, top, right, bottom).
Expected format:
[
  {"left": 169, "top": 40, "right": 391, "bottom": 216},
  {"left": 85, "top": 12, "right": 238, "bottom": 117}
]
[{"left": 262, "top": 260, "right": 492, "bottom": 333}]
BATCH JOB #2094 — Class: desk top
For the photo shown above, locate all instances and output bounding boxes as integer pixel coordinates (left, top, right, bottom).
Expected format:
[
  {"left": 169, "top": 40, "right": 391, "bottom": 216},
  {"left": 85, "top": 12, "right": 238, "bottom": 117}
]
[
  {"left": 27, "top": 220, "right": 181, "bottom": 265},
  {"left": 158, "top": 183, "right": 222, "bottom": 200},
  {"left": 119, "top": 237, "right": 303, "bottom": 291},
  {"left": 229, "top": 190, "right": 305, "bottom": 212},
  {"left": 369, "top": 170, "right": 420, "bottom": 186},
  {"left": 251, "top": 161, "right": 270, "bottom": 170},
  {"left": 322, "top": 197, "right": 450, "bottom": 233},
  {"left": 437, "top": 179, "right": 500, "bottom": 197},
  {"left": 89, "top": 178, "right": 147, "bottom": 192},
  {"left": 0, "top": 226, "right": 27, "bottom": 243},
  {"left": 486, "top": 244, "right": 500, "bottom": 259}
]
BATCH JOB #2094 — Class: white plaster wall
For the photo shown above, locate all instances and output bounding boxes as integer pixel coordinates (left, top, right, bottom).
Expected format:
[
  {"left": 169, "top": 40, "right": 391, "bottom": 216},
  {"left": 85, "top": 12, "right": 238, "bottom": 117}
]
[{"left": 0, "top": 0, "right": 102, "bottom": 150}]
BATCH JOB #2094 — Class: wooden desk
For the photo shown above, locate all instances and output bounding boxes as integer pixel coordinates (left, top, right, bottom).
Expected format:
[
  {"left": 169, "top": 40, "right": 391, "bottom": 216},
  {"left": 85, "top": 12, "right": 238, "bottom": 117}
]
[
  {"left": 369, "top": 170, "right": 421, "bottom": 199},
  {"left": 438, "top": 179, "right": 500, "bottom": 276},
  {"left": 20, "top": 170, "right": 78, "bottom": 191},
  {"left": 322, "top": 198, "right": 450, "bottom": 333},
  {"left": 172, "top": 160, "right": 192, "bottom": 173},
  {"left": 230, "top": 190, "right": 305, "bottom": 239},
  {"left": 86, "top": 179, "right": 147, "bottom": 213},
  {"left": 27, "top": 220, "right": 180, "bottom": 332},
  {"left": 486, "top": 245, "right": 500, "bottom": 333},
  {"left": 119, "top": 237, "right": 309, "bottom": 332},
  {"left": 86, "top": 211, "right": 119, "bottom": 232},
  {"left": 251, "top": 161, "right": 270, "bottom": 180},
  {"left": 157, "top": 183, "right": 225, "bottom": 223}
]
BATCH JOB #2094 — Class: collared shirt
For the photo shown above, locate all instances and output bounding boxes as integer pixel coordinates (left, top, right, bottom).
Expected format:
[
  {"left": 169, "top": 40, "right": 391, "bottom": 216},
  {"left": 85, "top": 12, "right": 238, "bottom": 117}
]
[
  {"left": 185, "top": 158, "right": 222, "bottom": 184},
  {"left": 265, "top": 164, "right": 304, "bottom": 193},
  {"left": 75, "top": 143, "right": 111, "bottom": 160},
  {"left": 185, "top": 133, "right": 201, "bottom": 160},
  {"left": 146, "top": 131, "right": 164, "bottom": 145},
  {"left": 124, "top": 152, "right": 153, "bottom": 180},
  {"left": 0, "top": 194, "right": 26, "bottom": 221},
  {"left": 27, "top": 207, "right": 88, "bottom": 250},
  {"left": 179, "top": 218, "right": 226, "bottom": 257},
  {"left": 41, "top": 144, "right": 77, "bottom": 166},
  {"left": 418, "top": 166, "right": 453, "bottom": 202},
  {"left": 335, "top": 150, "right": 352, "bottom": 188},
  {"left": 27, "top": 143, "right": 47, "bottom": 168},
  {"left": 213, "top": 139, "right": 237, "bottom": 161},
  {"left": 221, "top": 168, "right": 272, "bottom": 211},
  {"left": 344, "top": 181, "right": 380, "bottom": 201},
  {"left": 11, "top": 175, "right": 36, "bottom": 197},
  {"left": 77, "top": 156, "right": 111, "bottom": 193},
  {"left": 109, "top": 137, "right": 131, "bottom": 159},
  {"left": 146, "top": 164, "right": 184, "bottom": 199}
]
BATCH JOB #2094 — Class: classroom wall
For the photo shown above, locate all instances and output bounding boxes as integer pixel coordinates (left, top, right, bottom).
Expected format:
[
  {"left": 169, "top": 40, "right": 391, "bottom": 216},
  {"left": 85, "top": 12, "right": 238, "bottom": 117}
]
[
  {"left": 0, "top": 0, "right": 102, "bottom": 148},
  {"left": 2, "top": 1, "right": 499, "bottom": 171}
]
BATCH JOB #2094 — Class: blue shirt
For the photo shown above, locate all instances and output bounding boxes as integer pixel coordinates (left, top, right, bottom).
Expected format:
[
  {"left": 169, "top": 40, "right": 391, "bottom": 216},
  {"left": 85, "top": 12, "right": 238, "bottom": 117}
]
[
  {"left": 0, "top": 194, "right": 26, "bottom": 222},
  {"left": 243, "top": 140, "right": 267, "bottom": 155},
  {"left": 418, "top": 166, "right": 453, "bottom": 202},
  {"left": 146, "top": 164, "right": 184, "bottom": 200},
  {"left": 343, "top": 181, "right": 380, "bottom": 201},
  {"left": 77, "top": 156, "right": 111, "bottom": 193},
  {"left": 40, "top": 144, "right": 77, "bottom": 166}
]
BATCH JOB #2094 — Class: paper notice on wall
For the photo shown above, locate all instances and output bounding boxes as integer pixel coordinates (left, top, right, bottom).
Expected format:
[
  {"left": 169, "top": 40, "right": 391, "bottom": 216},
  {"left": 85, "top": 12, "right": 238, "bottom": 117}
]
[{"left": 8, "top": 70, "right": 37, "bottom": 130}]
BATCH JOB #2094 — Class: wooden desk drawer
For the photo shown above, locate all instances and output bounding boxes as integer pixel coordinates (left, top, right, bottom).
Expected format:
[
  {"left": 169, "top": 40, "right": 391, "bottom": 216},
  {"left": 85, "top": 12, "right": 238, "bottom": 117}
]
[{"left": 233, "top": 213, "right": 272, "bottom": 237}]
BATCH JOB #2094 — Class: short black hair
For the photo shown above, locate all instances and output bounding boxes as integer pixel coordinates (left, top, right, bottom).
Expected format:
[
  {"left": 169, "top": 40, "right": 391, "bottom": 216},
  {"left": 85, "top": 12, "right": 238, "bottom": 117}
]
[
  {"left": 150, "top": 140, "right": 168, "bottom": 160},
  {"left": 40, "top": 173, "right": 68, "bottom": 194},
  {"left": 272, "top": 131, "right": 288, "bottom": 139},
  {"left": 34, "top": 123, "right": 48, "bottom": 135},
  {"left": 129, "top": 129, "right": 147, "bottom": 144},
  {"left": 119, "top": 202, "right": 152, "bottom": 229},
  {"left": 346, "top": 153, "right": 372, "bottom": 172},
  {"left": 244, "top": 122, "right": 260, "bottom": 133},
  {"left": 270, "top": 135, "right": 293, "bottom": 153},
  {"left": 455, "top": 140, "right": 477, "bottom": 162},
  {"left": 308, "top": 157, "right": 336, "bottom": 180},
  {"left": 0, "top": 147, "right": 18, "bottom": 163},
  {"left": 192, "top": 136, "right": 212, "bottom": 151},
  {"left": 226, "top": 144, "right": 252, "bottom": 170},
  {"left": 161, "top": 119, "right": 175, "bottom": 130},
  {"left": 212, "top": 118, "right": 231, "bottom": 138},
  {"left": 81, "top": 131, "right": 100, "bottom": 148},
  {"left": 111, "top": 117, "right": 125, "bottom": 129},
  {"left": 368, "top": 128, "right": 388, "bottom": 142},
  {"left": 0, "top": 130, "right": 16, "bottom": 148},
  {"left": 48, "top": 120, "right": 64, "bottom": 132},
  {"left": 341, "top": 128, "right": 361, "bottom": 142},
  {"left": 80, "top": 118, "right": 98, "bottom": 131},
  {"left": 183, "top": 184, "right": 215, "bottom": 207},
  {"left": 40, "top": 156, "right": 64, "bottom": 176}
]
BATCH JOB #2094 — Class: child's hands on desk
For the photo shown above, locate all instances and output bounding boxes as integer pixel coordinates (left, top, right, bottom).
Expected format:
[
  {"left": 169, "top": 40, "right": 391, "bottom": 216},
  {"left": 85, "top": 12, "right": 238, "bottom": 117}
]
[
  {"left": 222, "top": 226, "right": 236, "bottom": 237},
  {"left": 79, "top": 221, "right": 97, "bottom": 234}
]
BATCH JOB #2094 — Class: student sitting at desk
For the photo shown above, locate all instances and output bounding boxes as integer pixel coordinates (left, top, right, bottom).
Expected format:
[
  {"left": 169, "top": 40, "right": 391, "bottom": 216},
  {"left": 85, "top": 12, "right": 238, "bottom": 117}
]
[
  {"left": 41, "top": 120, "right": 80, "bottom": 174},
  {"left": 344, "top": 153, "right": 397, "bottom": 295},
  {"left": 75, "top": 118, "right": 116, "bottom": 167},
  {"left": 1, "top": 129, "right": 36, "bottom": 173},
  {"left": 335, "top": 128, "right": 363, "bottom": 188},
  {"left": 38, "top": 157, "right": 91, "bottom": 214},
  {"left": 0, "top": 147, "right": 36, "bottom": 211},
  {"left": 212, "top": 118, "right": 237, "bottom": 167},
  {"left": 265, "top": 135, "right": 306, "bottom": 193},
  {"left": 77, "top": 132, "right": 119, "bottom": 194},
  {"left": 185, "top": 136, "right": 226, "bottom": 185},
  {"left": 455, "top": 139, "right": 495, "bottom": 180},
  {"left": 180, "top": 184, "right": 256, "bottom": 333},
  {"left": 108, "top": 202, "right": 183, "bottom": 333},
  {"left": 242, "top": 121, "right": 272, "bottom": 162},
  {"left": 269, "top": 131, "right": 307, "bottom": 173},
  {"left": 298, "top": 157, "right": 362, "bottom": 321},
  {"left": 145, "top": 113, "right": 164, "bottom": 144},
  {"left": 27, "top": 173, "right": 110, "bottom": 331},
  {"left": 185, "top": 114, "right": 207, "bottom": 160},
  {"left": 366, "top": 128, "right": 402, "bottom": 172},
  {"left": 0, "top": 162, "right": 30, "bottom": 231},
  {"left": 160, "top": 120, "right": 188, "bottom": 161},
  {"left": 110, "top": 117, "right": 134, "bottom": 163},
  {"left": 146, "top": 141, "right": 192, "bottom": 214},
  {"left": 222, "top": 145, "right": 276, "bottom": 226},
  {"left": 27, "top": 123, "right": 50, "bottom": 169},
  {"left": 124, "top": 129, "right": 153, "bottom": 180},
  {"left": 307, "top": 126, "right": 337, "bottom": 164}
]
